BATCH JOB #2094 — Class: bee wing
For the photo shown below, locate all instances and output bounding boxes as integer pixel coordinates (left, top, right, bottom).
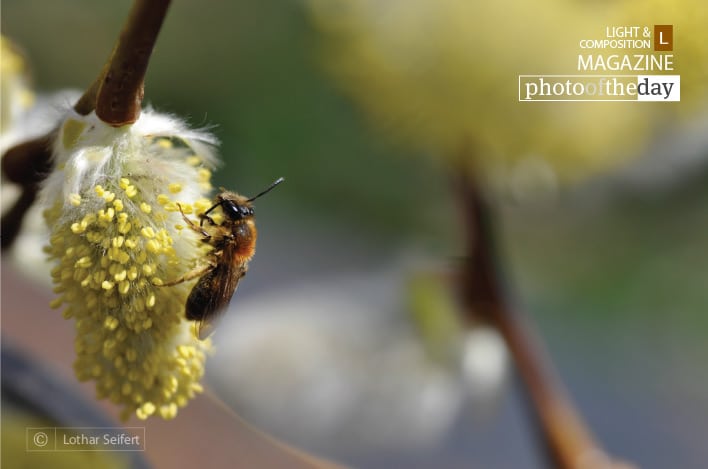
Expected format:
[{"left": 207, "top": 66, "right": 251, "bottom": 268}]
[
  {"left": 196, "top": 320, "right": 215, "bottom": 341},
  {"left": 190, "top": 261, "right": 247, "bottom": 340}
]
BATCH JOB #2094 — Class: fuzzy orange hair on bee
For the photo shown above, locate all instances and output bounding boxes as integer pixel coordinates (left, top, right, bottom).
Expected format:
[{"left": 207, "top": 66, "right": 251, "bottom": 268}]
[{"left": 163, "top": 177, "right": 284, "bottom": 339}]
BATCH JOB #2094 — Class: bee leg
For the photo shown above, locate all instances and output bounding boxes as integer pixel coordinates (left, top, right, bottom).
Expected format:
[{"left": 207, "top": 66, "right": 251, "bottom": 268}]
[
  {"left": 199, "top": 214, "right": 217, "bottom": 227},
  {"left": 160, "top": 260, "right": 217, "bottom": 287},
  {"left": 176, "top": 203, "right": 210, "bottom": 239}
]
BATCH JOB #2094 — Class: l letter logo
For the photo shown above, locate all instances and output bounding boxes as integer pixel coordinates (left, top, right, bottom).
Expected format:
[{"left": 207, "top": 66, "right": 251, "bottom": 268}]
[{"left": 654, "top": 25, "right": 673, "bottom": 51}]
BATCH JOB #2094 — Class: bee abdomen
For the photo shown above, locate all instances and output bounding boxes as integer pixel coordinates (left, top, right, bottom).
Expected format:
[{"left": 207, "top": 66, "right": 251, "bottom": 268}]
[{"left": 185, "top": 272, "right": 219, "bottom": 321}]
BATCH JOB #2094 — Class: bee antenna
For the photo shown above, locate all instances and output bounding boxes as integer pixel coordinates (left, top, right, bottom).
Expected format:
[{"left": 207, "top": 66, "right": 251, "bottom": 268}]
[{"left": 248, "top": 177, "right": 285, "bottom": 202}]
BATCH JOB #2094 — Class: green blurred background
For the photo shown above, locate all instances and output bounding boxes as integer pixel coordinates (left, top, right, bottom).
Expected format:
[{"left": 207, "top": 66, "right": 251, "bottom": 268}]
[{"left": 3, "top": 1, "right": 708, "bottom": 468}]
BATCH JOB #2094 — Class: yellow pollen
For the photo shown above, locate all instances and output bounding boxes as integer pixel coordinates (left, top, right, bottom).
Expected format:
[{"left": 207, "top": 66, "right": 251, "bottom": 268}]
[
  {"left": 194, "top": 198, "right": 212, "bottom": 214},
  {"left": 141, "top": 227, "right": 156, "bottom": 238},
  {"left": 69, "top": 193, "right": 82, "bottom": 206},
  {"left": 177, "top": 345, "right": 190, "bottom": 358},
  {"left": 98, "top": 208, "right": 115, "bottom": 223},
  {"left": 75, "top": 256, "right": 93, "bottom": 268},
  {"left": 191, "top": 382, "right": 204, "bottom": 393},
  {"left": 118, "top": 221, "right": 132, "bottom": 235},
  {"left": 164, "top": 202, "right": 179, "bottom": 212},
  {"left": 168, "top": 183, "right": 183, "bottom": 194},
  {"left": 145, "top": 239, "right": 162, "bottom": 253},
  {"left": 136, "top": 402, "right": 156, "bottom": 420},
  {"left": 197, "top": 168, "right": 211, "bottom": 183},
  {"left": 104, "top": 316, "right": 119, "bottom": 331},
  {"left": 159, "top": 403, "right": 178, "bottom": 420}
]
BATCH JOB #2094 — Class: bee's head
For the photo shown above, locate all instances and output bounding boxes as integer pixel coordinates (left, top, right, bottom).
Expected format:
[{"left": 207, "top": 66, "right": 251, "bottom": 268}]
[
  {"left": 221, "top": 199, "right": 254, "bottom": 220},
  {"left": 209, "top": 178, "right": 284, "bottom": 222}
]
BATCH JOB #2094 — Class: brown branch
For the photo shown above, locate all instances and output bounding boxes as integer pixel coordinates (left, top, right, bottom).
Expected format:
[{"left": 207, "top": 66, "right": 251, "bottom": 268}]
[
  {"left": 75, "top": 0, "right": 170, "bottom": 118},
  {"left": 457, "top": 171, "right": 634, "bottom": 469},
  {"left": 1, "top": 134, "right": 54, "bottom": 251},
  {"left": 1, "top": 134, "right": 54, "bottom": 185},
  {"left": 1, "top": 0, "right": 171, "bottom": 251},
  {"left": 94, "top": 0, "right": 171, "bottom": 125},
  {"left": 1, "top": 184, "right": 40, "bottom": 250}
]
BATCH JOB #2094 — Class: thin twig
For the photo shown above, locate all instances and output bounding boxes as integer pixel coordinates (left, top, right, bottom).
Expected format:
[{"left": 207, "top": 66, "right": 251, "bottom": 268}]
[
  {"left": 74, "top": 67, "right": 106, "bottom": 116},
  {"left": 457, "top": 171, "right": 633, "bottom": 469},
  {"left": 95, "top": 0, "right": 171, "bottom": 125}
]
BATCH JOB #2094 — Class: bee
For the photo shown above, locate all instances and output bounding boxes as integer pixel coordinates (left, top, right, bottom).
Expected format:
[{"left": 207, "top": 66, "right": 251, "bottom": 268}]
[{"left": 163, "top": 177, "right": 284, "bottom": 339}]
